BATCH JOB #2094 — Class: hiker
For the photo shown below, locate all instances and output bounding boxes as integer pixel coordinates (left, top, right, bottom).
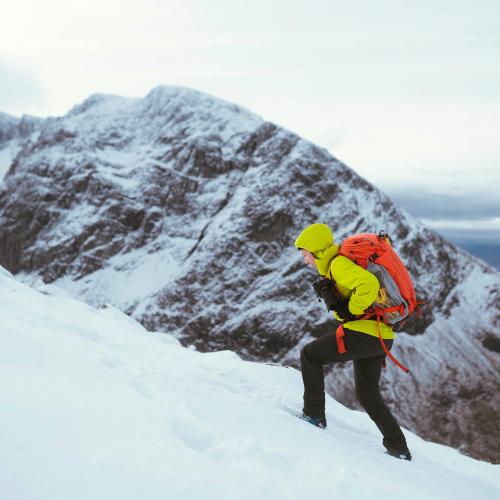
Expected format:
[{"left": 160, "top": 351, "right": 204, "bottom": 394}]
[{"left": 295, "top": 223, "right": 412, "bottom": 461}]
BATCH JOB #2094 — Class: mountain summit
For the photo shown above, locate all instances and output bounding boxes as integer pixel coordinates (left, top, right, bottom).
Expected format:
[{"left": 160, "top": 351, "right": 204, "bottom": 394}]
[{"left": 0, "top": 85, "right": 498, "bottom": 462}]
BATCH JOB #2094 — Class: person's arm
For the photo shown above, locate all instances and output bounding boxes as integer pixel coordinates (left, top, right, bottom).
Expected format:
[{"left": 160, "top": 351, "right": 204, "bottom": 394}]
[{"left": 330, "top": 256, "right": 380, "bottom": 316}]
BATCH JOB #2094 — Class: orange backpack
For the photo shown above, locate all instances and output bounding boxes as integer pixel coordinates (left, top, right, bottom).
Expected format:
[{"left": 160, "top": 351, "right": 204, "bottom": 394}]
[{"left": 338, "top": 230, "right": 419, "bottom": 372}]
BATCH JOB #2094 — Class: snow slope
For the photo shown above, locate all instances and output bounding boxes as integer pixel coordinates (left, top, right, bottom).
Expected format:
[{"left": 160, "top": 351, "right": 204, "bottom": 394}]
[{"left": 1, "top": 267, "right": 498, "bottom": 500}]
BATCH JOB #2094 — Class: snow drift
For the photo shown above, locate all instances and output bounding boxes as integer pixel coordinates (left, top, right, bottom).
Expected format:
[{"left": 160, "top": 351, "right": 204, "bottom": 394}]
[{"left": 1, "top": 268, "right": 498, "bottom": 500}]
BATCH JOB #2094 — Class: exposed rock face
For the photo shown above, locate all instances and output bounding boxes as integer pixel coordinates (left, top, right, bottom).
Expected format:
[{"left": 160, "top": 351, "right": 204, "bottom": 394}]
[
  {"left": 0, "top": 86, "right": 498, "bottom": 463},
  {"left": 0, "top": 112, "right": 42, "bottom": 144}
]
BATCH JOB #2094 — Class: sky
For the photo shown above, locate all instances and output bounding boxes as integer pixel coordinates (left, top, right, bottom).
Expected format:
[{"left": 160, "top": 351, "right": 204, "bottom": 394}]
[{"left": 1, "top": 0, "right": 499, "bottom": 240}]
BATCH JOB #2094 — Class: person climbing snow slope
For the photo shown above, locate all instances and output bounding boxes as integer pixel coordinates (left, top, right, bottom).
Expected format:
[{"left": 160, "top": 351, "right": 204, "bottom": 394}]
[{"left": 295, "top": 223, "right": 412, "bottom": 461}]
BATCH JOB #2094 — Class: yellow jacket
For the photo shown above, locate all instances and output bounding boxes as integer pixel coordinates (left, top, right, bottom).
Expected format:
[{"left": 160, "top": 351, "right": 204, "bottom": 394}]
[{"left": 295, "top": 223, "right": 394, "bottom": 340}]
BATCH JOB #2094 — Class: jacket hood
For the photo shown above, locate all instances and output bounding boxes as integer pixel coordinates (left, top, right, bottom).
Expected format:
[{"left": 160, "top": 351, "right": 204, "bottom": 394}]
[{"left": 295, "top": 223, "right": 339, "bottom": 276}]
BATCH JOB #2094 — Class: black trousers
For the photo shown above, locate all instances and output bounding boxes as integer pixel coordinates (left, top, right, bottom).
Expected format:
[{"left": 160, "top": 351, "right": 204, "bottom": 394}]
[{"left": 300, "top": 328, "right": 408, "bottom": 452}]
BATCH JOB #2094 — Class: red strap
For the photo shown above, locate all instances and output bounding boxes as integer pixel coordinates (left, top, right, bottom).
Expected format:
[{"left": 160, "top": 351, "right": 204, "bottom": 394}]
[
  {"left": 336, "top": 324, "right": 347, "bottom": 354},
  {"left": 336, "top": 316, "right": 409, "bottom": 373},
  {"left": 374, "top": 315, "right": 410, "bottom": 373}
]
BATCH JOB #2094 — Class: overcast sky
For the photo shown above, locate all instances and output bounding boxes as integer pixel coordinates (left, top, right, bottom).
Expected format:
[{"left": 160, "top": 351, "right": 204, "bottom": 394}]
[{"left": 1, "top": 0, "right": 499, "bottom": 238}]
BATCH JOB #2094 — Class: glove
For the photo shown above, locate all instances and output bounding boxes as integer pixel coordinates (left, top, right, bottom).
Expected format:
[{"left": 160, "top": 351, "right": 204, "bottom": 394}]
[
  {"left": 313, "top": 278, "right": 342, "bottom": 311},
  {"left": 333, "top": 298, "right": 359, "bottom": 322}
]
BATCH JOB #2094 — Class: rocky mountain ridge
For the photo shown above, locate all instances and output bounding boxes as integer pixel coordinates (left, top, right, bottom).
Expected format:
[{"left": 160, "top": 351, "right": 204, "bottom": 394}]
[
  {"left": 0, "top": 86, "right": 498, "bottom": 462},
  {"left": 0, "top": 112, "right": 44, "bottom": 180},
  {"left": 0, "top": 112, "right": 43, "bottom": 144}
]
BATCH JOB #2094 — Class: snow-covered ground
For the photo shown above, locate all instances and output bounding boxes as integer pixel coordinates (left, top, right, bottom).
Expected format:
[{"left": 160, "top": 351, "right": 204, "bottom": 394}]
[{"left": 1, "top": 267, "right": 498, "bottom": 500}]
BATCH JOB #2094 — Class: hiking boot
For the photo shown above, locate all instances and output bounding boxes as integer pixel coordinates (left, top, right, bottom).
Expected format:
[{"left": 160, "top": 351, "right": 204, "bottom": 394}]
[
  {"left": 385, "top": 448, "right": 412, "bottom": 461},
  {"left": 299, "top": 413, "right": 327, "bottom": 429}
]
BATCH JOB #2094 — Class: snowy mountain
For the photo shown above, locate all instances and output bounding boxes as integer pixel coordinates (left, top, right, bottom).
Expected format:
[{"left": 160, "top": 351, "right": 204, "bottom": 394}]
[
  {"left": 1, "top": 267, "right": 498, "bottom": 499},
  {"left": 0, "top": 86, "right": 499, "bottom": 463}
]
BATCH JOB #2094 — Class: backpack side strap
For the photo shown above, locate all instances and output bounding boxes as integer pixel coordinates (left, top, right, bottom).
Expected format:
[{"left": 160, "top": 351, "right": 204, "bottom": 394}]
[{"left": 361, "top": 309, "right": 410, "bottom": 373}]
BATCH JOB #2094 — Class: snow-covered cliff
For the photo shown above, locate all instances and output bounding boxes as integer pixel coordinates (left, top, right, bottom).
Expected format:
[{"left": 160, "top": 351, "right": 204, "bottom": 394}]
[{"left": 0, "top": 86, "right": 498, "bottom": 462}]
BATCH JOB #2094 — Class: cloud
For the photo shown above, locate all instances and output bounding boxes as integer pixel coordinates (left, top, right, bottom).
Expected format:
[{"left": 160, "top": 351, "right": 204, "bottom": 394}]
[
  {"left": 385, "top": 187, "right": 500, "bottom": 243},
  {"left": 421, "top": 218, "right": 500, "bottom": 230},
  {"left": 385, "top": 188, "right": 500, "bottom": 220},
  {"left": 424, "top": 225, "right": 500, "bottom": 244}
]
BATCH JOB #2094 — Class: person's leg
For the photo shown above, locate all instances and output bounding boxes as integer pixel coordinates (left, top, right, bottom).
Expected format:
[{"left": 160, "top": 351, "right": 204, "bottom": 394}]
[
  {"left": 353, "top": 355, "right": 409, "bottom": 452},
  {"left": 300, "top": 330, "right": 386, "bottom": 419},
  {"left": 300, "top": 333, "right": 338, "bottom": 418}
]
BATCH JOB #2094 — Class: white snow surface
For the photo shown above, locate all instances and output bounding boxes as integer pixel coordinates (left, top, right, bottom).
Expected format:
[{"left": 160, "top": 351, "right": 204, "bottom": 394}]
[{"left": 1, "top": 267, "right": 498, "bottom": 500}]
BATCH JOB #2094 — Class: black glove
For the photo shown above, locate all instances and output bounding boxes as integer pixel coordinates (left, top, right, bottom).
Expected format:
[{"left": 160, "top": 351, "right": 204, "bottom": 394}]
[
  {"left": 313, "top": 278, "right": 343, "bottom": 311},
  {"left": 333, "top": 298, "right": 359, "bottom": 322}
]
